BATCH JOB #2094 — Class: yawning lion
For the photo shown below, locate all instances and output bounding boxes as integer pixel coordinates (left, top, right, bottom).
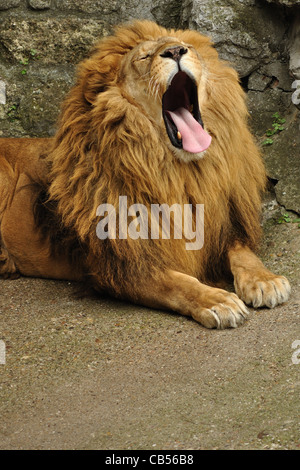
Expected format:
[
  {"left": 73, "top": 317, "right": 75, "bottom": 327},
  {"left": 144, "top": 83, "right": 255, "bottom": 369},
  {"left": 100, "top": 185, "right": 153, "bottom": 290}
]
[{"left": 0, "top": 20, "right": 291, "bottom": 328}]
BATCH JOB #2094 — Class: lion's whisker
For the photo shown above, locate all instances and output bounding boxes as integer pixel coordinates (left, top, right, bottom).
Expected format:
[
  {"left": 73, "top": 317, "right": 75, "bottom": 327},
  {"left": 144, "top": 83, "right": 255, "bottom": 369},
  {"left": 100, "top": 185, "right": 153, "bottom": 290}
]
[
  {"left": 153, "top": 81, "right": 161, "bottom": 100},
  {"left": 139, "top": 70, "right": 151, "bottom": 81},
  {"left": 148, "top": 76, "right": 161, "bottom": 99},
  {"left": 148, "top": 76, "right": 157, "bottom": 97}
]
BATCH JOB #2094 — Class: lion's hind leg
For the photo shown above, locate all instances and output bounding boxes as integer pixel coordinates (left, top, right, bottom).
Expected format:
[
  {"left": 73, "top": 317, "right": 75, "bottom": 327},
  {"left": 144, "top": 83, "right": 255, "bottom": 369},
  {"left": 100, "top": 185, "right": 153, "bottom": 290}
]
[
  {"left": 134, "top": 270, "right": 249, "bottom": 329},
  {"left": 228, "top": 243, "right": 291, "bottom": 308}
]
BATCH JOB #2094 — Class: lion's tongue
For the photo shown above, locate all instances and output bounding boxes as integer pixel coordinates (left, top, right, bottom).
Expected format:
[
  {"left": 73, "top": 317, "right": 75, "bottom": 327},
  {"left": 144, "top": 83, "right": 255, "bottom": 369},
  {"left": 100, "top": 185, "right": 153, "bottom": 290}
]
[{"left": 168, "top": 107, "right": 211, "bottom": 154}]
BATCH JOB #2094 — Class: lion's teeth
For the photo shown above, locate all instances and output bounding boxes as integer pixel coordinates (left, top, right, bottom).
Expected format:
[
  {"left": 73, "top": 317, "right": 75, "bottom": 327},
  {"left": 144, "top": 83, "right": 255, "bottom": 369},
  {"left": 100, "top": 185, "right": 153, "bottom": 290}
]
[{"left": 177, "top": 131, "right": 182, "bottom": 140}]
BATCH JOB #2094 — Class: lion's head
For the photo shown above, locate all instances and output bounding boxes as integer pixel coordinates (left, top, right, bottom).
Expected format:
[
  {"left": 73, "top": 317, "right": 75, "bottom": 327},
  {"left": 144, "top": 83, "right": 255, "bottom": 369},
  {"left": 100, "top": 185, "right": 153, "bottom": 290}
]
[
  {"left": 117, "top": 35, "right": 212, "bottom": 162},
  {"left": 56, "top": 20, "right": 240, "bottom": 166}
]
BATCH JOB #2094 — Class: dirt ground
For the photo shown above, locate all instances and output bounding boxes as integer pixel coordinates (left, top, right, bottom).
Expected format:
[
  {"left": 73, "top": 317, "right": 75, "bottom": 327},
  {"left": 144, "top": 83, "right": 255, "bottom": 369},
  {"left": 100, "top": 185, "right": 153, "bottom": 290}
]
[{"left": 0, "top": 206, "right": 299, "bottom": 450}]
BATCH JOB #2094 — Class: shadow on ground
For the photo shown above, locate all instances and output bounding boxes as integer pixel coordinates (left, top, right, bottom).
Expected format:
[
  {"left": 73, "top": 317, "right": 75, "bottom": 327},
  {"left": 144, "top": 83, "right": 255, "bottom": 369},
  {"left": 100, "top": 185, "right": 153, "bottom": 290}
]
[{"left": 0, "top": 216, "right": 299, "bottom": 450}]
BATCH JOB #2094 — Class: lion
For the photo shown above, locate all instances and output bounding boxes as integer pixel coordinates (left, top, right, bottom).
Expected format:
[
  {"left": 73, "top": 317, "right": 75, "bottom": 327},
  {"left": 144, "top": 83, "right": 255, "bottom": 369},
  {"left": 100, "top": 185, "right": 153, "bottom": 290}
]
[{"left": 0, "top": 20, "right": 291, "bottom": 328}]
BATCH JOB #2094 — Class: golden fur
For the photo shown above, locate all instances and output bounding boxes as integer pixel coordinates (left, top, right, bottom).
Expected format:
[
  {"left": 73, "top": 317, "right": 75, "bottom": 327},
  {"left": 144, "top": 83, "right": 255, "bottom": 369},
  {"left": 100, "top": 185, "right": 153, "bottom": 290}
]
[{"left": 0, "top": 20, "right": 291, "bottom": 328}]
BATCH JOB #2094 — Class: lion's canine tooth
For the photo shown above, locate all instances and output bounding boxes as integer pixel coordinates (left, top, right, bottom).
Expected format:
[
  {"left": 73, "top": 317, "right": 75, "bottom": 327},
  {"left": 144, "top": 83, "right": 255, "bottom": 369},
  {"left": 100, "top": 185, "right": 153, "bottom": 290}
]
[{"left": 177, "top": 131, "right": 182, "bottom": 140}]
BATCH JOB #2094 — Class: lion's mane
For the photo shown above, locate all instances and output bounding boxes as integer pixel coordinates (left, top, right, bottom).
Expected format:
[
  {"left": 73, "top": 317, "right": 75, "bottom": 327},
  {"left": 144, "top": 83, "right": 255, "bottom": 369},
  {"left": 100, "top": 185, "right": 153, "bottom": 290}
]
[{"left": 45, "top": 20, "right": 266, "bottom": 298}]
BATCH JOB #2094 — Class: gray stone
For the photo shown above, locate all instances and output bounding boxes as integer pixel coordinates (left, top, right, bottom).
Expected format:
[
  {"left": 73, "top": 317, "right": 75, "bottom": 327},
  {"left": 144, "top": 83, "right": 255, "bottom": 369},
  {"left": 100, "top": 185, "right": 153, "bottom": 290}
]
[
  {"left": 150, "top": 0, "right": 183, "bottom": 28},
  {"left": 248, "top": 62, "right": 292, "bottom": 97},
  {"left": 247, "top": 88, "right": 291, "bottom": 137},
  {"left": 17, "top": 66, "right": 75, "bottom": 136},
  {"left": 0, "top": 0, "right": 20, "bottom": 10},
  {"left": 28, "top": 0, "right": 51, "bottom": 10},
  {"left": 248, "top": 72, "right": 274, "bottom": 93},
  {"left": 0, "top": 63, "right": 74, "bottom": 137},
  {"left": 266, "top": 0, "right": 300, "bottom": 5},
  {"left": 263, "top": 109, "right": 300, "bottom": 213},
  {"left": 181, "top": 0, "right": 287, "bottom": 77},
  {"left": 262, "top": 62, "right": 293, "bottom": 92},
  {"left": 236, "top": 0, "right": 256, "bottom": 4},
  {"left": 0, "top": 18, "right": 109, "bottom": 65},
  {"left": 0, "top": 80, "right": 6, "bottom": 105},
  {"left": 57, "top": 0, "right": 120, "bottom": 14},
  {"left": 57, "top": 0, "right": 182, "bottom": 29}
]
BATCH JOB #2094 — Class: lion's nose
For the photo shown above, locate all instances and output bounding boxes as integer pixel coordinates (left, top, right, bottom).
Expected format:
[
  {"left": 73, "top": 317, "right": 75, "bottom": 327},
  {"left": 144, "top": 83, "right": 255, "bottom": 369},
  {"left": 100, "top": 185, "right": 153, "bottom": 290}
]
[{"left": 160, "top": 46, "right": 188, "bottom": 62}]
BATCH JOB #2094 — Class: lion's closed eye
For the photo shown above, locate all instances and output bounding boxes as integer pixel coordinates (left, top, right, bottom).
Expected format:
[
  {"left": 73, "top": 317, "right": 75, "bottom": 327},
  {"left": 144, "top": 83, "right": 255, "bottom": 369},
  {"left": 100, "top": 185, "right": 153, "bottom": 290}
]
[{"left": 139, "top": 54, "right": 151, "bottom": 61}]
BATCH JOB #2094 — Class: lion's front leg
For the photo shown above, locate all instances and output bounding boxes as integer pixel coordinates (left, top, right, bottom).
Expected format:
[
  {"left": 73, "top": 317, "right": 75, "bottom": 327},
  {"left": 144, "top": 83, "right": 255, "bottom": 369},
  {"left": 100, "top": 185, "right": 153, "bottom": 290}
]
[
  {"left": 133, "top": 270, "right": 249, "bottom": 329},
  {"left": 228, "top": 242, "right": 291, "bottom": 308}
]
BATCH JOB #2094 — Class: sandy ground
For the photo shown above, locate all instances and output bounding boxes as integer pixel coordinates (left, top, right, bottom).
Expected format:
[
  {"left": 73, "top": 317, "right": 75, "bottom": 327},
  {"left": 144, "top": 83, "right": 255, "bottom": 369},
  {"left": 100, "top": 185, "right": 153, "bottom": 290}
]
[{"left": 0, "top": 213, "right": 299, "bottom": 450}]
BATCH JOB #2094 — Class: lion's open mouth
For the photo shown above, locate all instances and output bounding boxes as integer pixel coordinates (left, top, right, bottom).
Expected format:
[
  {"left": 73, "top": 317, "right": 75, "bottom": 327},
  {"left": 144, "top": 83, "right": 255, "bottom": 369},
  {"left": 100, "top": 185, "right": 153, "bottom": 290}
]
[{"left": 162, "top": 71, "right": 211, "bottom": 154}]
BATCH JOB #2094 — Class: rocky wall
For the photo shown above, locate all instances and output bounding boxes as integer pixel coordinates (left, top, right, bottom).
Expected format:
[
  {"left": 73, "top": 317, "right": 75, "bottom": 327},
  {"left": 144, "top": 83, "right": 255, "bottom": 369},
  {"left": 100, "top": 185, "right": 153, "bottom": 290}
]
[{"left": 0, "top": 0, "right": 299, "bottom": 212}]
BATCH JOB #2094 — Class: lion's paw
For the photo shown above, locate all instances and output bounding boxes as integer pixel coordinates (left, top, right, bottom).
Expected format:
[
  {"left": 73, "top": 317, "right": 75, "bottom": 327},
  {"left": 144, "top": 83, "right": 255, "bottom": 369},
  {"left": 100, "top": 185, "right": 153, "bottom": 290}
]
[
  {"left": 192, "top": 290, "right": 249, "bottom": 329},
  {"left": 234, "top": 270, "right": 291, "bottom": 308}
]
